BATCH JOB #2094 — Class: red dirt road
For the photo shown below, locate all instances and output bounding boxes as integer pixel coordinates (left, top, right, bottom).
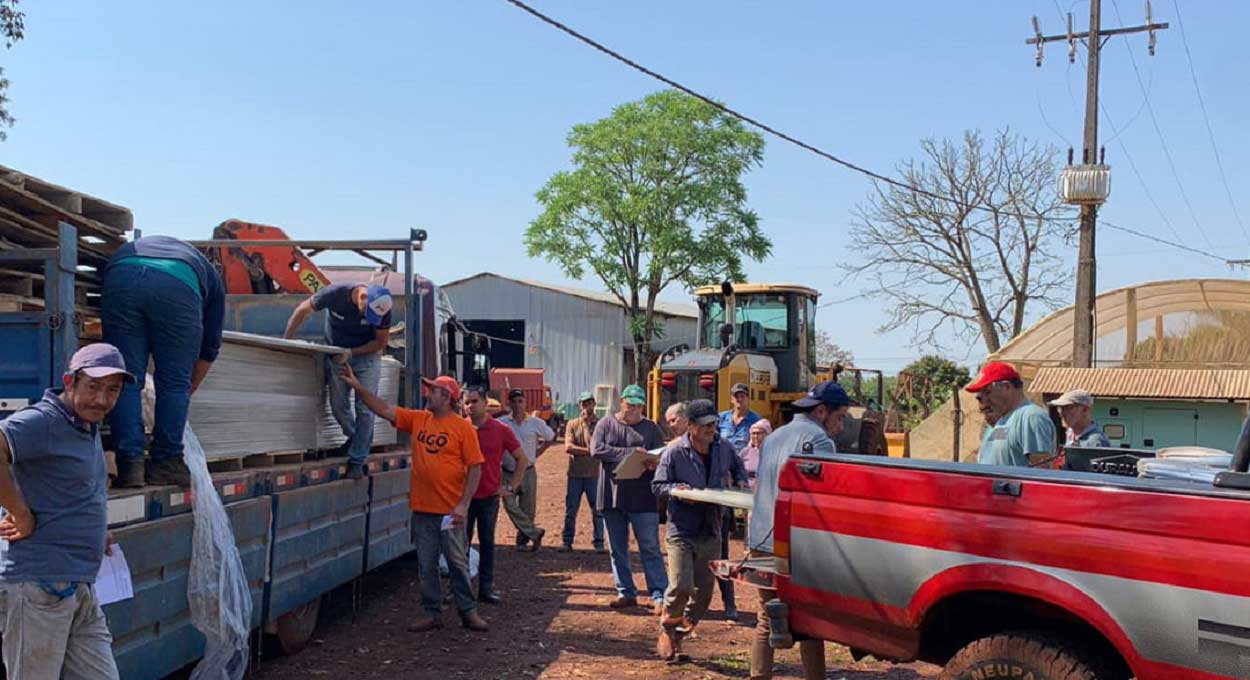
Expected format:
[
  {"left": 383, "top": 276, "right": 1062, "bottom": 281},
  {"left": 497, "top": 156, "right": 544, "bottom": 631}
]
[{"left": 249, "top": 444, "right": 939, "bottom": 679}]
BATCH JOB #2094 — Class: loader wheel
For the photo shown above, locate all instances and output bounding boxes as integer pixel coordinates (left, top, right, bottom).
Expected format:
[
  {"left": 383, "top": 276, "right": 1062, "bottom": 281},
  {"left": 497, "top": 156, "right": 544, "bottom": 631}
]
[
  {"left": 274, "top": 595, "right": 322, "bottom": 655},
  {"left": 942, "top": 632, "right": 1098, "bottom": 680}
]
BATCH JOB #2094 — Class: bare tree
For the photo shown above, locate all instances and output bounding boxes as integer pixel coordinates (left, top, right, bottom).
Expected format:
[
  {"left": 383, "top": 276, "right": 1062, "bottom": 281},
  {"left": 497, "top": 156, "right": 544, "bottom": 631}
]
[
  {"left": 844, "top": 130, "right": 1075, "bottom": 354},
  {"left": 814, "top": 329, "right": 854, "bottom": 367}
]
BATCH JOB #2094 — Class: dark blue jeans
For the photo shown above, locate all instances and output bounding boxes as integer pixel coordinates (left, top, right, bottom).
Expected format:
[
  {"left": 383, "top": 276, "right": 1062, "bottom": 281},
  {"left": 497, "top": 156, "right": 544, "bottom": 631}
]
[
  {"left": 466, "top": 496, "right": 500, "bottom": 593},
  {"left": 102, "top": 264, "right": 202, "bottom": 463},
  {"left": 411, "top": 511, "right": 476, "bottom": 616},
  {"left": 562, "top": 476, "right": 605, "bottom": 548}
]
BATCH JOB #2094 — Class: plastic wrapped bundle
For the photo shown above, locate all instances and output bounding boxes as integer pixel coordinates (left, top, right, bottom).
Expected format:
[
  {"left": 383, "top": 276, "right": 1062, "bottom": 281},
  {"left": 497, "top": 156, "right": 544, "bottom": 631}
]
[
  {"left": 1138, "top": 446, "right": 1231, "bottom": 483},
  {"left": 316, "top": 356, "right": 402, "bottom": 450}
]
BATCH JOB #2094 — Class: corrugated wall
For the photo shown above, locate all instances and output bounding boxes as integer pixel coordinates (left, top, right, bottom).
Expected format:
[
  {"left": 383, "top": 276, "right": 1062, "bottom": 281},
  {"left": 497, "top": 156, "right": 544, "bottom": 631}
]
[{"left": 443, "top": 276, "right": 697, "bottom": 405}]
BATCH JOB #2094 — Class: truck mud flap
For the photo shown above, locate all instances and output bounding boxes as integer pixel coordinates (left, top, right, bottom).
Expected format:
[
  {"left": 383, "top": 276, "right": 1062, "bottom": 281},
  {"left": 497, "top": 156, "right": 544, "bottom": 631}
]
[
  {"left": 104, "top": 497, "right": 270, "bottom": 680},
  {"left": 764, "top": 599, "right": 795, "bottom": 649},
  {"left": 266, "top": 477, "right": 368, "bottom": 622},
  {"left": 365, "top": 467, "right": 414, "bottom": 572}
]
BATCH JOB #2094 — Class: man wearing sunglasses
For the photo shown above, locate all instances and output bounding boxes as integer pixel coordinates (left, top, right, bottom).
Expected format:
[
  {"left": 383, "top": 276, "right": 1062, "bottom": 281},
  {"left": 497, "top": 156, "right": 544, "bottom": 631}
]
[{"left": 965, "top": 362, "right": 1056, "bottom": 467}]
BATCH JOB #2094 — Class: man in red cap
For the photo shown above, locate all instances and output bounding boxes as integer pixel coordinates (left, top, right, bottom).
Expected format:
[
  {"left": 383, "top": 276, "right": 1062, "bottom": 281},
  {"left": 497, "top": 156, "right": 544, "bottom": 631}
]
[
  {"left": 965, "top": 362, "right": 1056, "bottom": 467},
  {"left": 340, "top": 367, "right": 488, "bottom": 633}
]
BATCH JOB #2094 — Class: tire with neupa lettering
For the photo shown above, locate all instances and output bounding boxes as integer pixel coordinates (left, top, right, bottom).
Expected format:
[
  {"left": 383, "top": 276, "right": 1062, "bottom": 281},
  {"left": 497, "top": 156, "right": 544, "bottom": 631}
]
[{"left": 942, "top": 632, "right": 1098, "bottom": 680}]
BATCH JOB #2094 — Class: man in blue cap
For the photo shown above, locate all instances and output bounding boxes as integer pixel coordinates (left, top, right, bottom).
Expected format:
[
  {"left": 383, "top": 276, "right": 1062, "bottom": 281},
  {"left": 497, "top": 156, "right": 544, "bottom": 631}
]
[
  {"left": 747, "top": 380, "right": 849, "bottom": 680},
  {"left": 0, "top": 343, "right": 135, "bottom": 679},
  {"left": 103, "top": 235, "right": 226, "bottom": 488},
  {"left": 285, "top": 281, "right": 393, "bottom": 479}
]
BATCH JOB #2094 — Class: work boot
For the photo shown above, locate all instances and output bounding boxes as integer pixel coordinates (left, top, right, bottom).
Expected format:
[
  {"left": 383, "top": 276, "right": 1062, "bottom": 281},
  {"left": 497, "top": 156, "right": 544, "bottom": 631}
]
[
  {"left": 526, "top": 528, "right": 545, "bottom": 553},
  {"left": 557, "top": 544, "right": 573, "bottom": 553},
  {"left": 147, "top": 458, "right": 191, "bottom": 487},
  {"left": 656, "top": 628, "right": 679, "bottom": 661},
  {"left": 749, "top": 639, "right": 775, "bottom": 680},
  {"left": 114, "top": 460, "right": 145, "bottom": 488},
  {"left": 609, "top": 595, "right": 637, "bottom": 609},
  {"left": 593, "top": 544, "right": 607, "bottom": 554},
  {"left": 461, "top": 611, "right": 489, "bottom": 632},
  {"left": 345, "top": 462, "right": 365, "bottom": 480},
  {"left": 478, "top": 589, "right": 502, "bottom": 605},
  {"left": 407, "top": 615, "right": 442, "bottom": 632}
]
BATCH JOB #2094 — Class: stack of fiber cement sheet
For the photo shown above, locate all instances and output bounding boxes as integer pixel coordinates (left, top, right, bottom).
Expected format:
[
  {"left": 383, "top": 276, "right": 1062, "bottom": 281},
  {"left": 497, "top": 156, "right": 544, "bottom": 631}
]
[
  {"left": 316, "top": 356, "right": 402, "bottom": 450},
  {"left": 188, "top": 332, "right": 348, "bottom": 460}
]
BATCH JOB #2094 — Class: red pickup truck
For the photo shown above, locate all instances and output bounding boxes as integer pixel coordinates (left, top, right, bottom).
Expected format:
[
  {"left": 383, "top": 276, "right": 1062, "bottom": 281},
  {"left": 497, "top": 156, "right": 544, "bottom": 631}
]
[{"left": 730, "top": 451, "right": 1250, "bottom": 680}]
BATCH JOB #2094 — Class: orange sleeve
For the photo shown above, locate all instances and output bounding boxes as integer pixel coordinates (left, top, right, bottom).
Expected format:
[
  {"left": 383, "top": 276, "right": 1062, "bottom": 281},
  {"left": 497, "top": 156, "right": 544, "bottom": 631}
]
[
  {"left": 460, "top": 420, "right": 485, "bottom": 466},
  {"left": 394, "top": 407, "right": 425, "bottom": 435}
]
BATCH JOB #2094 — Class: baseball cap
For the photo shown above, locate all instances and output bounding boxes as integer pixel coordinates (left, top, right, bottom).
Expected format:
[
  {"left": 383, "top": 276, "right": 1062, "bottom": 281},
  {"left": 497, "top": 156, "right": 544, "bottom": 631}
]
[
  {"left": 621, "top": 384, "right": 646, "bottom": 405},
  {"left": 965, "top": 361, "right": 1021, "bottom": 393},
  {"left": 686, "top": 399, "right": 718, "bottom": 425},
  {"left": 364, "top": 285, "right": 393, "bottom": 327},
  {"left": 68, "top": 343, "right": 136, "bottom": 384},
  {"left": 508, "top": 388, "right": 525, "bottom": 400},
  {"left": 577, "top": 391, "right": 595, "bottom": 403},
  {"left": 422, "top": 375, "right": 461, "bottom": 401},
  {"left": 731, "top": 382, "right": 749, "bottom": 396},
  {"left": 1049, "top": 389, "right": 1094, "bottom": 407},
  {"left": 792, "top": 381, "right": 850, "bottom": 409}
]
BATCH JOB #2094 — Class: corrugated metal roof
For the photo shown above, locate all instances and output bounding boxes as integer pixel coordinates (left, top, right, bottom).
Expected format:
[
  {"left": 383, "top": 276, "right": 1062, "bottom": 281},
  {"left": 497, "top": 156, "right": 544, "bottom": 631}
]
[
  {"left": 442, "top": 272, "right": 698, "bottom": 319},
  {"left": 1030, "top": 367, "right": 1250, "bottom": 400}
]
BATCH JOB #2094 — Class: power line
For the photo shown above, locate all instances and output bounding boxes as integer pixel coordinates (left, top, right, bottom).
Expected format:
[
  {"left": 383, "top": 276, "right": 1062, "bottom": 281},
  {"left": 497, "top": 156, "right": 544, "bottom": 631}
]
[
  {"left": 1169, "top": 0, "right": 1250, "bottom": 246},
  {"left": 1109, "top": 0, "right": 1215, "bottom": 249},
  {"left": 1100, "top": 219, "right": 1225, "bottom": 262},
  {"left": 508, "top": 0, "right": 1228, "bottom": 267}
]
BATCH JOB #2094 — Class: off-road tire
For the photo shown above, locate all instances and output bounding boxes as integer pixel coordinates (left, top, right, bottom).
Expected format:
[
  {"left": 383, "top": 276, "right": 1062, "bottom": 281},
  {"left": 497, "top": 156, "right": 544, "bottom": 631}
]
[{"left": 942, "top": 631, "right": 1100, "bottom": 680}]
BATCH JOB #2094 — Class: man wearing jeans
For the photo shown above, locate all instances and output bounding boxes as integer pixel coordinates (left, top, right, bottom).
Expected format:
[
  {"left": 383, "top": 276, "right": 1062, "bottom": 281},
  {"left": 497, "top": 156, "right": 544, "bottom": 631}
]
[
  {"left": 103, "top": 236, "right": 226, "bottom": 488},
  {"left": 285, "top": 282, "right": 393, "bottom": 479},
  {"left": 0, "top": 344, "right": 134, "bottom": 679},
  {"left": 340, "top": 368, "right": 488, "bottom": 633},
  {"left": 462, "top": 385, "right": 528, "bottom": 605},
  {"left": 651, "top": 399, "right": 748, "bottom": 660},
  {"left": 559, "top": 391, "right": 605, "bottom": 553},
  {"left": 591, "top": 384, "right": 668, "bottom": 613}
]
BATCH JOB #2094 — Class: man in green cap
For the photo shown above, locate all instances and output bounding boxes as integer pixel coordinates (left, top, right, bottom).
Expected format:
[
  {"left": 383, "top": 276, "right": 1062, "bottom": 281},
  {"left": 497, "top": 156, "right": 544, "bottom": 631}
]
[{"left": 560, "top": 391, "right": 605, "bottom": 553}]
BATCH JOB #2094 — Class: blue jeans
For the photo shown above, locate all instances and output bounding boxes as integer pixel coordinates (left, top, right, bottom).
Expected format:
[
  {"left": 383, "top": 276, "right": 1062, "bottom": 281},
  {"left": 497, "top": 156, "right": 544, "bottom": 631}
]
[
  {"left": 326, "top": 352, "right": 380, "bottom": 464},
  {"left": 562, "top": 476, "right": 605, "bottom": 548},
  {"left": 102, "top": 264, "right": 203, "bottom": 463},
  {"left": 411, "top": 511, "right": 476, "bottom": 616},
  {"left": 466, "top": 496, "right": 499, "bottom": 593},
  {"left": 602, "top": 509, "right": 667, "bottom": 602}
]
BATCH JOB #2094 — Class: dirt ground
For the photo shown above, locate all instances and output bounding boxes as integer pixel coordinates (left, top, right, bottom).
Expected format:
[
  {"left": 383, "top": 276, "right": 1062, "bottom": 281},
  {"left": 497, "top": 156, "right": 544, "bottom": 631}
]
[{"left": 248, "top": 443, "right": 940, "bottom": 680}]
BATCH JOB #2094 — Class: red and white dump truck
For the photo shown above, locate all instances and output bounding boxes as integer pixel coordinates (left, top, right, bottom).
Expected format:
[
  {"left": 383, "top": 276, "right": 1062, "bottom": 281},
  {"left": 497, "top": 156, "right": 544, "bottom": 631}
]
[{"left": 721, "top": 422, "right": 1250, "bottom": 680}]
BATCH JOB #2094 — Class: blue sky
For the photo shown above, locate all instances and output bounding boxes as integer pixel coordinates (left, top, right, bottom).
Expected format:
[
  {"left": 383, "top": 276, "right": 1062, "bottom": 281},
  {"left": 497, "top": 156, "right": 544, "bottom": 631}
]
[{"left": 3, "top": 1, "right": 1247, "bottom": 371}]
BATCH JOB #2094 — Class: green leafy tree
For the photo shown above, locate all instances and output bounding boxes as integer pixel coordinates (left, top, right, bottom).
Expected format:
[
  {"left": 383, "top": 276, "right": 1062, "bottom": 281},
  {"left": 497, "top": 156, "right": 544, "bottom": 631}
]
[
  {"left": 0, "top": 0, "right": 24, "bottom": 140},
  {"left": 526, "top": 90, "right": 771, "bottom": 382},
  {"left": 893, "top": 355, "right": 971, "bottom": 427}
]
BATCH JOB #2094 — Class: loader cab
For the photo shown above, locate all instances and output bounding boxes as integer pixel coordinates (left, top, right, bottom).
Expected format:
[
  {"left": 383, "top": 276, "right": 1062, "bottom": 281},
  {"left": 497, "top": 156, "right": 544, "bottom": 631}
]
[{"left": 695, "top": 283, "right": 819, "bottom": 393}]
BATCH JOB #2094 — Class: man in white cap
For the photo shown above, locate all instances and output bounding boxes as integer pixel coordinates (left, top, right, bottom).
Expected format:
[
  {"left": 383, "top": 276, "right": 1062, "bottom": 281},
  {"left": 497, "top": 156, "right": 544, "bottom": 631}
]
[{"left": 1048, "top": 390, "right": 1111, "bottom": 448}]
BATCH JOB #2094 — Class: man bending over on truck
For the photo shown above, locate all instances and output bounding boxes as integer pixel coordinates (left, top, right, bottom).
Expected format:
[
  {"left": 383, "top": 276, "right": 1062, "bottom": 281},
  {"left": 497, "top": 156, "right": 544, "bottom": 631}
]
[
  {"left": 462, "top": 385, "right": 528, "bottom": 605},
  {"left": 340, "top": 366, "right": 489, "bottom": 633},
  {"left": 0, "top": 344, "right": 135, "bottom": 679},
  {"left": 966, "top": 362, "right": 1057, "bottom": 467},
  {"left": 651, "top": 399, "right": 748, "bottom": 661},
  {"left": 285, "top": 282, "right": 393, "bottom": 480},
  {"left": 748, "top": 380, "right": 851, "bottom": 680},
  {"left": 1049, "top": 389, "right": 1111, "bottom": 448}
]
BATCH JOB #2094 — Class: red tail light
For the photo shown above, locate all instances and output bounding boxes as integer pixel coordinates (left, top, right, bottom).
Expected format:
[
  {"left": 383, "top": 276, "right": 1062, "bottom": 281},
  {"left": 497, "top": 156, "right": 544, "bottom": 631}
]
[
  {"left": 699, "top": 373, "right": 714, "bottom": 391},
  {"left": 661, "top": 372, "right": 676, "bottom": 390}
]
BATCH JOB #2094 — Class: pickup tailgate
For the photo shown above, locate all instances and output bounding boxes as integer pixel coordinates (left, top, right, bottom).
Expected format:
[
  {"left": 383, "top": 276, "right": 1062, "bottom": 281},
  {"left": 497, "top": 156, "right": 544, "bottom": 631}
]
[{"left": 774, "top": 455, "right": 1250, "bottom": 677}]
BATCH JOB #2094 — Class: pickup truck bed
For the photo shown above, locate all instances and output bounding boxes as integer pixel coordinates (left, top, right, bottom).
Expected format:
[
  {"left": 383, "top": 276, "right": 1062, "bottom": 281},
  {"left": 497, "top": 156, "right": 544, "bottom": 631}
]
[{"left": 769, "top": 454, "right": 1250, "bottom": 680}]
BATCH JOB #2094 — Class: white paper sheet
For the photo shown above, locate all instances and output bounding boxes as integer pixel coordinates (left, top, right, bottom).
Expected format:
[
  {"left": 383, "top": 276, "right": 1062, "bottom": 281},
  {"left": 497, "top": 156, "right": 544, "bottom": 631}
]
[
  {"left": 613, "top": 447, "right": 665, "bottom": 480},
  {"left": 95, "top": 545, "right": 134, "bottom": 605},
  {"left": 671, "top": 487, "right": 755, "bottom": 510},
  {"left": 441, "top": 515, "right": 454, "bottom": 531}
]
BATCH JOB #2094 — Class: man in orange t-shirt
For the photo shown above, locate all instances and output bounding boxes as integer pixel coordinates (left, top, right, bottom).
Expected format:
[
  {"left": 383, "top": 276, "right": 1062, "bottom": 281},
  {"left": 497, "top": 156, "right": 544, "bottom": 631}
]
[{"left": 340, "top": 367, "right": 487, "bottom": 633}]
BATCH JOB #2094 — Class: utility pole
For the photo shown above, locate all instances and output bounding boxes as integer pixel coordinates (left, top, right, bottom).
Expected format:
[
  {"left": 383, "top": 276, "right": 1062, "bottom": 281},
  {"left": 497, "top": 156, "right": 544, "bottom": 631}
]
[{"left": 1028, "top": 2, "right": 1167, "bottom": 368}]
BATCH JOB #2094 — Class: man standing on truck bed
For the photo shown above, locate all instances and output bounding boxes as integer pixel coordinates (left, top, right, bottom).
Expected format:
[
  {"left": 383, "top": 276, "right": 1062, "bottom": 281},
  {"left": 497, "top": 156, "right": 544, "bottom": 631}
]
[
  {"left": 560, "top": 391, "right": 605, "bottom": 553},
  {"left": 0, "top": 343, "right": 134, "bottom": 679},
  {"left": 747, "top": 380, "right": 851, "bottom": 680},
  {"left": 284, "top": 282, "right": 393, "bottom": 480},
  {"left": 651, "top": 399, "right": 748, "bottom": 661},
  {"left": 1049, "top": 389, "right": 1111, "bottom": 448},
  {"left": 499, "top": 388, "right": 554, "bottom": 552},
  {"left": 462, "top": 385, "right": 528, "bottom": 605},
  {"left": 592, "top": 384, "right": 669, "bottom": 613},
  {"left": 104, "top": 235, "right": 226, "bottom": 488},
  {"left": 966, "top": 362, "right": 1057, "bottom": 467},
  {"left": 339, "top": 366, "right": 488, "bottom": 632}
]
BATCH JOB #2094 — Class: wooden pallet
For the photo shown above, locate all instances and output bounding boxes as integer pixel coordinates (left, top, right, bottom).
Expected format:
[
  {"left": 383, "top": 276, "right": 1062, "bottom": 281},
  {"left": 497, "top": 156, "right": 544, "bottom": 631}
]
[
  {"left": 242, "top": 450, "right": 307, "bottom": 468},
  {"left": 206, "top": 456, "right": 245, "bottom": 473}
]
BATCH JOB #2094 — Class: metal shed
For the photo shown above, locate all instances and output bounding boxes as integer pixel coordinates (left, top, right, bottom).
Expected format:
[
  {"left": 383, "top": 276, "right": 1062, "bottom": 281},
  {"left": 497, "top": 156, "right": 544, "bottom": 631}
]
[{"left": 441, "top": 273, "right": 698, "bottom": 406}]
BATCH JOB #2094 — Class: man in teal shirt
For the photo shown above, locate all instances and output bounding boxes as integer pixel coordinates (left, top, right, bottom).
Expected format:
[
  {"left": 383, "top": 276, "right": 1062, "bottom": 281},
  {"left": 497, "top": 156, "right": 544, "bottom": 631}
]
[{"left": 966, "top": 362, "right": 1056, "bottom": 467}]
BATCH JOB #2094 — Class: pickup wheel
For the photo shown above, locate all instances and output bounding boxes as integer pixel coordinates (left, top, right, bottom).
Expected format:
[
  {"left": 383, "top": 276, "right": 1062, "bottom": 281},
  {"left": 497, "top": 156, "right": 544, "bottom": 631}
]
[{"left": 942, "top": 632, "right": 1098, "bottom": 680}]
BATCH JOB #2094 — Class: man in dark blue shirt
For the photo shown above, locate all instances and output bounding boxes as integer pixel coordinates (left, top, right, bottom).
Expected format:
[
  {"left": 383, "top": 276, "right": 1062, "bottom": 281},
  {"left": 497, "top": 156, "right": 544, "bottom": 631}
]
[
  {"left": 103, "top": 236, "right": 226, "bottom": 487},
  {"left": 0, "top": 343, "right": 133, "bottom": 679},
  {"left": 651, "top": 399, "right": 747, "bottom": 661},
  {"left": 285, "top": 282, "right": 393, "bottom": 478}
]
